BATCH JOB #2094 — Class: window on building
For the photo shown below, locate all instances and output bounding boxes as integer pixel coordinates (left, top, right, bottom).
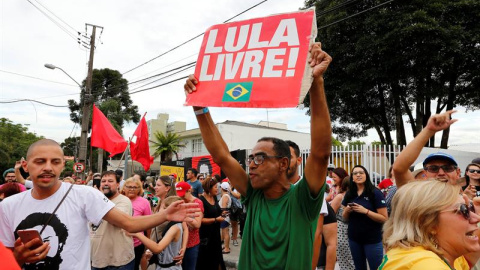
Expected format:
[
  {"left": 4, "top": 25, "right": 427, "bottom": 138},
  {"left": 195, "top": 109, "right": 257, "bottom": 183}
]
[{"left": 192, "top": 138, "right": 203, "bottom": 153}]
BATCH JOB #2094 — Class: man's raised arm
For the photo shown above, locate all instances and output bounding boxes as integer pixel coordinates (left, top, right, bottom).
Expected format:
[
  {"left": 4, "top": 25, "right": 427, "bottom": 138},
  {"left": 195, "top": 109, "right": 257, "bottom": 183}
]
[
  {"left": 392, "top": 110, "right": 457, "bottom": 188},
  {"left": 184, "top": 75, "right": 249, "bottom": 196},
  {"left": 303, "top": 43, "right": 332, "bottom": 197}
]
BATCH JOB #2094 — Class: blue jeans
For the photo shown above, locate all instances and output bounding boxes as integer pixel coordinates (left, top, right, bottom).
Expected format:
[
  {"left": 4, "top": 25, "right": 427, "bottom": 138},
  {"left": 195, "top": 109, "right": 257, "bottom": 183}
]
[
  {"left": 91, "top": 259, "right": 134, "bottom": 270},
  {"left": 182, "top": 244, "right": 199, "bottom": 270},
  {"left": 348, "top": 239, "right": 383, "bottom": 270}
]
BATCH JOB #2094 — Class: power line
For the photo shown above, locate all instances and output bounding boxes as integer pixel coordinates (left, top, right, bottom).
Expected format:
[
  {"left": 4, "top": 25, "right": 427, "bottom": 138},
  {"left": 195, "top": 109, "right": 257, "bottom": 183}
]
[
  {"left": 122, "top": 0, "right": 269, "bottom": 75},
  {"left": 0, "top": 70, "right": 79, "bottom": 87},
  {"left": 129, "top": 63, "right": 195, "bottom": 92},
  {"left": 25, "top": 0, "right": 79, "bottom": 43},
  {"left": 0, "top": 99, "right": 68, "bottom": 107},
  {"left": 31, "top": 0, "right": 79, "bottom": 34},
  {"left": 318, "top": 0, "right": 395, "bottom": 30}
]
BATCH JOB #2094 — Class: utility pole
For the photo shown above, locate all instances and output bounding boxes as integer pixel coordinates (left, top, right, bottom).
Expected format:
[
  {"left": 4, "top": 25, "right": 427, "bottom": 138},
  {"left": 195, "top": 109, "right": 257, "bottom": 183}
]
[{"left": 78, "top": 23, "right": 103, "bottom": 179}]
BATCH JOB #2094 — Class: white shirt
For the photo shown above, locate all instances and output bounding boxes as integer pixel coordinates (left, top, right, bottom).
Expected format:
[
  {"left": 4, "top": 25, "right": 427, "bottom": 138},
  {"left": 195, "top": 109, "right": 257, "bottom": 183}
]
[{"left": 0, "top": 182, "right": 115, "bottom": 270}]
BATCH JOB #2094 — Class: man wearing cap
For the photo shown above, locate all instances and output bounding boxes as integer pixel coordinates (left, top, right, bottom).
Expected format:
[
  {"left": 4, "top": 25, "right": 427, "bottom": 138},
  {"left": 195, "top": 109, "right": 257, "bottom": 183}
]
[
  {"left": 176, "top": 181, "right": 203, "bottom": 270},
  {"left": 393, "top": 110, "right": 460, "bottom": 188},
  {"left": 1, "top": 168, "right": 27, "bottom": 193},
  {"left": 184, "top": 43, "right": 332, "bottom": 269}
]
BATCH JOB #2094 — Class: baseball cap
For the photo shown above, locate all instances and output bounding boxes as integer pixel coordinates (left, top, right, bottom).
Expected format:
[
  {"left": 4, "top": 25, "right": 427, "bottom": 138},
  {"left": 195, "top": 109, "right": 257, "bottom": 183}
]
[
  {"left": 3, "top": 168, "right": 14, "bottom": 178},
  {"left": 327, "top": 163, "right": 335, "bottom": 169},
  {"left": 93, "top": 173, "right": 101, "bottom": 179},
  {"left": 472, "top": 157, "right": 480, "bottom": 164},
  {"left": 176, "top": 181, "right": 191, "bottom": 197},
  {"left": 221, "top": 182, "right": 230, "bottom": 191},
  {"left": 222, "top": 178, "right": 229, "bottom": 183},
  {"left": 423, "top": 152, "right": 458, "bottom": 167},
  {"left": 169, "top": 173, "right": 177, "bottom": 179}
]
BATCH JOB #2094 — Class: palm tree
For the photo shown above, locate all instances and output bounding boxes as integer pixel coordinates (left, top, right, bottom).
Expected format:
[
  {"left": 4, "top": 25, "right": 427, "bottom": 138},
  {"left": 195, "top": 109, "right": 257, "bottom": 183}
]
[{"left": 151, "top": 131, "right": 186, "bottom": 162}]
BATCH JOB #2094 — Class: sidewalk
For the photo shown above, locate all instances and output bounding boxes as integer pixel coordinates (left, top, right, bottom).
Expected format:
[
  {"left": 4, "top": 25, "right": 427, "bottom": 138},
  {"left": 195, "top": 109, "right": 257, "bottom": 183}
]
[{"left": 223, "top": 237, "right": 241, "bottom": 269}]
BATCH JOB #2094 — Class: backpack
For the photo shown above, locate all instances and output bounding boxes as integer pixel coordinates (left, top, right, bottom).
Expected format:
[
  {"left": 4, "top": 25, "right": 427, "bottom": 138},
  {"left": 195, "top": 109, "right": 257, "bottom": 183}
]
[{"left": 230, "top": 194, "right": 242, "bottom": 214}]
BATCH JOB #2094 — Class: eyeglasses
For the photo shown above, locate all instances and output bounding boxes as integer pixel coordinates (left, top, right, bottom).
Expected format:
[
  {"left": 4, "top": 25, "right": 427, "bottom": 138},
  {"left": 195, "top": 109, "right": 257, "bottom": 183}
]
[
  {"left": 424, "top": 165, "right": 457, "bottom": 173},
  {"left": 441, "top": 202, "right": 475, "bottom": 220},
  {"left": 247, "top": 154, "right": 283, "bottom": 165},
  {"left": 125, "top": 186, "right": 139, "bottom": 189},
  {"left": 352, "top": 171, "right": 365, "bottom": 176},
  {"left": 468, "top": 169, "right": 480, "bottom": 174}
]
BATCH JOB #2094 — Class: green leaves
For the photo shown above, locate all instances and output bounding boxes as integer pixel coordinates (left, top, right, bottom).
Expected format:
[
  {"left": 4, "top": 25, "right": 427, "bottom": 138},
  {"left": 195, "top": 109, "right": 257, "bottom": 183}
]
[{"left": 151, "top": 131, "right": 186, "bottom": 162}]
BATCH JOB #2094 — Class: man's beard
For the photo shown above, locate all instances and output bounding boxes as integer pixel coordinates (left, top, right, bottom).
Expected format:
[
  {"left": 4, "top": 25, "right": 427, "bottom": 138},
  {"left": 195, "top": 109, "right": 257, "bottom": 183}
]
[
  {"left": 103, "top": 187, "right": 116, "bottom": 198},
  {"left": 287, "top": 165, "right": 297, "bottom": 179}
]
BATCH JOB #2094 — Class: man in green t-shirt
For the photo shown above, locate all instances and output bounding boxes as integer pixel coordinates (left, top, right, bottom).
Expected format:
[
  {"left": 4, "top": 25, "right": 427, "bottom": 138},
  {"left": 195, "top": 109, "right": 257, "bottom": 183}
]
[{"left": 183, "top": 43, "right": 332, "bottom": 270}]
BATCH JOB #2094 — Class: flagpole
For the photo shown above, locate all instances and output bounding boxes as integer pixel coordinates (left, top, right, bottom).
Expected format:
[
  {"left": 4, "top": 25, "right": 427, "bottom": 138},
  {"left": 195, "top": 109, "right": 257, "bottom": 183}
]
[{"left": 115, "top": 137, "right": 131, "bottom": 171}]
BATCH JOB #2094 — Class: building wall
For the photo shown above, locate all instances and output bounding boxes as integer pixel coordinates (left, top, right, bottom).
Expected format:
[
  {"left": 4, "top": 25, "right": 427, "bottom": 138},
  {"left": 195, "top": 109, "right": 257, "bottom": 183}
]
[{"left": 176, "top": 122, "right": 311, "bottom": 159}]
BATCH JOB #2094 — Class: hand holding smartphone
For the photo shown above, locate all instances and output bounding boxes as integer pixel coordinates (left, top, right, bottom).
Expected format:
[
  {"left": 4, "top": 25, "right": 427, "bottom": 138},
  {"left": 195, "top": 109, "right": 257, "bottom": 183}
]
[{"left": 17, "top": 229, "right": 43, "bottom": 249}]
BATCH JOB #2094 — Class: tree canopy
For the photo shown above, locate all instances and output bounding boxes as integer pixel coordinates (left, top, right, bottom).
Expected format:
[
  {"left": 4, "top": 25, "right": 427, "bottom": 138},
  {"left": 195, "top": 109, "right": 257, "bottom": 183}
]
[
  {"left": 68, "top": 68, "right": 141, "bottom": 134},
  {"left": 303, "top": 0, "right": 479, "bottom": 147},
  {"left": 0, "top": 118, "right": 43, "bottom": 178},
  {"left": 151, "top": 131, "right": 186, "bottom": 162}
]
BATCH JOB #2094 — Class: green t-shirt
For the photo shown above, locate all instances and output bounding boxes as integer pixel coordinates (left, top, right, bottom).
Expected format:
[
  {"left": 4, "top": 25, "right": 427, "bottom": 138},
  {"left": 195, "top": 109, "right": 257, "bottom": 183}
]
[{"left": 238, "top": 175, "right": 325, "bottom": 270}]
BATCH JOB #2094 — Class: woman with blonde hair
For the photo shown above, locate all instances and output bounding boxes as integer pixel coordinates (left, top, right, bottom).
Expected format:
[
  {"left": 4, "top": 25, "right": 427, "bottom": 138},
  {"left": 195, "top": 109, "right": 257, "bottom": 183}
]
[
  {"left": 122, "top": 177, "right": 152, "bottom": 270},
  {"left": 380, "top": 180, "right": 480, "bottom": 269}
]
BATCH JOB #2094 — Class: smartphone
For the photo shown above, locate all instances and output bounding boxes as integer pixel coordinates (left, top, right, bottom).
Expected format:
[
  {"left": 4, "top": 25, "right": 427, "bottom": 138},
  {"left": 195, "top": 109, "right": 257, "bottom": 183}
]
[
  {"left": 17, "top": 229, "right": 43, "bottom": 248},
  {"left": 93, "top": 179, "right": 101, "bottom": 189},
  {"left": 347, "top": 203, "right": 355, "bottom": 207}
]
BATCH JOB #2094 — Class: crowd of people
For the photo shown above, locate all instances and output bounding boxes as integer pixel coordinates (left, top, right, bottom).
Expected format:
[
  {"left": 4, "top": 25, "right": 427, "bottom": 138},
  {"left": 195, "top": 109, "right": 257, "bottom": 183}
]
[{"left": 1, "top": 43, "right": 480, "bottom": 270}]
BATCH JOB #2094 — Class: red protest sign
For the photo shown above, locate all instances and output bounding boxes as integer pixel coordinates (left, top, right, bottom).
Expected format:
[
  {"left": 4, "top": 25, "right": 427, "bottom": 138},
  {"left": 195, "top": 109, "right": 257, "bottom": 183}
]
[{"left": 185, "top": 9, "right": 317, "bottom": 108}]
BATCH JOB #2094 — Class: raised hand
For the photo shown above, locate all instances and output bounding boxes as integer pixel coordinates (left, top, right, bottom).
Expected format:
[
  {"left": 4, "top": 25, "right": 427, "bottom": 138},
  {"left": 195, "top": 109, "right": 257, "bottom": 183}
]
[
  {"left": 308, "top": 42, "right": 332, "bottom": 79},
  {"left": 164, "top": 200, "right": 201, "bottom": 222},
  {"left": 425, "top": 110, "right": 458, "bottom": 132}
]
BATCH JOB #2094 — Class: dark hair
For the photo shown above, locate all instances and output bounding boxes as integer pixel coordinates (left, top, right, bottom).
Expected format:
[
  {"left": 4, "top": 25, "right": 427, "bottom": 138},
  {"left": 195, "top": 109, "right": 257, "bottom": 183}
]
[
  {"left": 332, "top": 167, "right": 348, "bottom": 181},
  {"left": 257, "top": 137, "right": 291, "bottom": 160},
  {"left": 101, "top": 170, "right": 119, "bottom": 183},
  {"left": 465, "top": 163, "right": 480, "bottom": 187},
  {"left": 344, "top": 165, "right": 376, "bottom": 203},
  {"left": 115, "top": 169, "right": 123, "bottom": 177},
  {"left": 202, "top": 176, "right": 219, "bottom": 195},
  {"left": 213, "top": 174, "right": 221, "bottom": 182},
  {"left": 188, "top": 168, "right": 198, "bottom": 177},
  {"left": 340, "top": 176, "right": 350, "bottom": 193},
  {"left": 0, "top": 182, "right": 21, "bottom": 198},
  {"left": 285, "top": 140, "right": 300, "bottom": 157}
]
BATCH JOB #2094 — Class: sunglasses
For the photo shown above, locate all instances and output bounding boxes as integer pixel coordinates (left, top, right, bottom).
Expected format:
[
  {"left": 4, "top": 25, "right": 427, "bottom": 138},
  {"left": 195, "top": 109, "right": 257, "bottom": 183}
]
[
  {"left": 468, "top": 169, "right": 480, "bottom": 174},
  {"left": 441, "top": 202, "right": 475, "bottom": 220},
  {"left": 424, "top": 165, "right": 457, "bottom": 173}
]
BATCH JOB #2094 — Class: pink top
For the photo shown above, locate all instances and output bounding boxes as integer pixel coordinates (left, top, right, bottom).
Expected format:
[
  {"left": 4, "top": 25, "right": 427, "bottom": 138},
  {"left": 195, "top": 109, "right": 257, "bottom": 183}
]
[
  {"left": 131, "top": 196, "right": 152, "bottom": 247},
  {"left": 187, "top": 198, "right": 204, "bottom": 248},
  {"left": 0, "top": 183, "right": 27, "bottom": 192}
]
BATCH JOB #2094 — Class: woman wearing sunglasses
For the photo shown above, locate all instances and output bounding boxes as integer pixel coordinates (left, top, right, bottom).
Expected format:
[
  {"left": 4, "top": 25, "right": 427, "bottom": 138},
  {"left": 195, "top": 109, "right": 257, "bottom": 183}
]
[
  {"left": 464, "top": 163, "right": 480, "bottom": 197},
  {"left": 380, "top": 180, "right": 480, "bottom": 269}
]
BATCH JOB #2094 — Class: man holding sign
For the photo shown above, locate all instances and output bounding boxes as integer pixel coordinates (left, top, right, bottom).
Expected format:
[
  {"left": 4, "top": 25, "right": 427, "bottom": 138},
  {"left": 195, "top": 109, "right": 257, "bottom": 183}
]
[{"left": 184, "top": 42, "right": 332, "bottom": 269}]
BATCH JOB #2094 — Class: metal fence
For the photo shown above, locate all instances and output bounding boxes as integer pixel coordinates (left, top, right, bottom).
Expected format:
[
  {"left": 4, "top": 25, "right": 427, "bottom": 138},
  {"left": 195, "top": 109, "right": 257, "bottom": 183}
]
[{"left": 297, "top": 144, "right": 404, "bottom": 186}]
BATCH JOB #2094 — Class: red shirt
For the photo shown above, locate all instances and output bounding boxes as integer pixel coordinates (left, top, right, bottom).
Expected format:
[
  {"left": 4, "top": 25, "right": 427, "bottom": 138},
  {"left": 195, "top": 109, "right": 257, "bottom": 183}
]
[
  {"left": 187, "top": 198, "right": 204, "bottom": 248},
  {"left": 0, "top": 242, "right": 21, "bottom": 270}
]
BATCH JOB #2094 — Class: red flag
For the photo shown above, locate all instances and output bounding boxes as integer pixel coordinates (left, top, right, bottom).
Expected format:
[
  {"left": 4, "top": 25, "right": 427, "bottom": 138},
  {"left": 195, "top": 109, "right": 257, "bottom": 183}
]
[
  {"left": 130, "top": 115, "right": 154, "bottom": 171},
  {"left": 91, "top": 104, "right": 128, "bottom": 157}
]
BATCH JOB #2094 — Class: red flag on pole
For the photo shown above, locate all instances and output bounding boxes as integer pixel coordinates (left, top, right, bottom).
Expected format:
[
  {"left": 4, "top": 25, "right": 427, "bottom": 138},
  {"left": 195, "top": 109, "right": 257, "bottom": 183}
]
[
  {"left": 91, "top": 104, "right": 128, "bottom": 157},
  {"left": 130, "top": 114, "right": 154, "bottom": 171}
]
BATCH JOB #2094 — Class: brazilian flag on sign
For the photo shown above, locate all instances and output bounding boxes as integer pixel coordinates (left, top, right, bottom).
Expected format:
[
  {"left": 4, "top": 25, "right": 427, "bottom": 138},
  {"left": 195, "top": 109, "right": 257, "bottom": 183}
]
[{"left": 222, "top": 82, "right": 253, "bottom": 102}]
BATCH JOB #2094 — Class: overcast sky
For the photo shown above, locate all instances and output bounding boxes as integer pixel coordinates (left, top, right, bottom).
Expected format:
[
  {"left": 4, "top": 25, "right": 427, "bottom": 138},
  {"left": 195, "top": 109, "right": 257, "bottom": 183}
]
[{"left": 1, "top": 0, "right": 479, "bottom": 149}]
